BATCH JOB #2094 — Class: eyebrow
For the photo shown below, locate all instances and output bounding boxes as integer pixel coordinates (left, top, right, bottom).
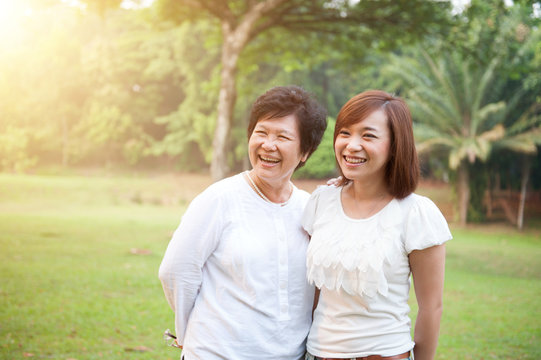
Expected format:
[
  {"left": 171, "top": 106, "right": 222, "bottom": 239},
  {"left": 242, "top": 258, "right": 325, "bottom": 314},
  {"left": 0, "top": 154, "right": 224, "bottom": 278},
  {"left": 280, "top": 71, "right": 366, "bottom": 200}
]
[
  {"left": 363, "top": 126, "right": 381, "bottom": 133},
  {"left": 278, "top": 129, "right": 296, "bottom": 137},
  {"left": 255, "top": 124, "right": 296, "bottom": 137},
  {"left": 344, "top": 125, "right": 380, "bottom": 132}
]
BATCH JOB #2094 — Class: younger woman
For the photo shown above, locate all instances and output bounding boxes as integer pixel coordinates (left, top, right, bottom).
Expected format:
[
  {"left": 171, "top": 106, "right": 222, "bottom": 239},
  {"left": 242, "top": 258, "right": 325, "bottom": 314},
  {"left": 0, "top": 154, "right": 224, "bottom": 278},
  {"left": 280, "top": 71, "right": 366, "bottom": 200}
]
[{"left": 303, "top": 90, "right": 452, "bottom": 360}]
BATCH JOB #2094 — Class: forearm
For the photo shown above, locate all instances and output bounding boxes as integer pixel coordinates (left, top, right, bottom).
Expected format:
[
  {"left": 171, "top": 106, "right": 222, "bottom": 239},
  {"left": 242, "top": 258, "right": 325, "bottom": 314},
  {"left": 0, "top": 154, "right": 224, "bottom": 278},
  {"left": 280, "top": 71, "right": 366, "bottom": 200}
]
[
  {"left": 413, "top": 306, "right": 442, "bottom": 360},
  {"left": 312, "top": 287, "right": 320, "bottom": 319},
  {"left": 409, "top": 244, "right": 446, "bottom": 360},
  {"left": 159, "top": 259, "right": 201, "bottom": 345},
  {"left": 159, "top": 189, "right": 223, "bottom": 343}
]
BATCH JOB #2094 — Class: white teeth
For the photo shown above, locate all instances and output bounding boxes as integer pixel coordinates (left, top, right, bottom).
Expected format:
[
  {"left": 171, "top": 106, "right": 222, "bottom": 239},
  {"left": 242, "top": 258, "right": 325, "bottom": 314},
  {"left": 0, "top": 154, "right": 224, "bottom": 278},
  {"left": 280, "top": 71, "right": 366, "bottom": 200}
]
[
  {"left": 260, "top": 156, "right": 280, "bottom": 163},
  {"left": 345, "top": 156, "right": 366, "bottom": 164}
]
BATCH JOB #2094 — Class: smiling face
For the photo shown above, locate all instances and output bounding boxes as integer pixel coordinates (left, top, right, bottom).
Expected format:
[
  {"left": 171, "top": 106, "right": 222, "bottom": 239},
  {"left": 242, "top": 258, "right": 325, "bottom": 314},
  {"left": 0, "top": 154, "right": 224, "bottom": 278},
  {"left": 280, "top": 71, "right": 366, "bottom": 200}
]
[
  {"left": 248, "top": 114, "right": 308, "bottom": 185},
  {"left": 334, "top": 109, "right": 391, "bottom": 184}
]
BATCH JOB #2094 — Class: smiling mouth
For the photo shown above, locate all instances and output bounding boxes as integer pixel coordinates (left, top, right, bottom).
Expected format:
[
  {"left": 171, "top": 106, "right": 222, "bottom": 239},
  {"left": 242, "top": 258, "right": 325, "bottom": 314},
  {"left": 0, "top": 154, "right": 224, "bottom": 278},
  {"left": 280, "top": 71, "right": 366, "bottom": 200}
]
[
  {"left": 344, "top": 156, "right": 366, "bottom": 164},
  {"left": 260, "top": 155, "right": 280, "bottom": 164}
]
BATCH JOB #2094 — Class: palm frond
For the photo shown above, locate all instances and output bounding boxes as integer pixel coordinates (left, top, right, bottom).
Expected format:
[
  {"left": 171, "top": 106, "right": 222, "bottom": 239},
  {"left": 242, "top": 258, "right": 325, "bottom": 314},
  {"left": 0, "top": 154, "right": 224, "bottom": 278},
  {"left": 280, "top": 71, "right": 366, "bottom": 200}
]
[
  {"left": 420, "top": 49, "right": 462, "bottom": 117},
  {"left": 496, "top": 128, "right": 541, "bottom": 154},
  {"left": 507, "top": 103, "right": 541, "bottom": 135},
  {"left": 416, "top": 136, "right": 455, "bottom": 153},
  {"left": 478, "top": 124, "right": 505, "bottom": 141}
]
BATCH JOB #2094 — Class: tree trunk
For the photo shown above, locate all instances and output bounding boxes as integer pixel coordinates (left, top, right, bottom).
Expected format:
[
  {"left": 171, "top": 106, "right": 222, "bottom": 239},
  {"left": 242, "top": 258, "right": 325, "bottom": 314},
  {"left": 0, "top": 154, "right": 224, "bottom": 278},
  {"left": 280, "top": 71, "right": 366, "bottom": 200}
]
[
  {"left": 210, "top": 31, "right": 239, "bottom": 181},
  {"left": 61, "top": 116, "right": 69, "bottom": 167},
  {"left": 486, "top": 173, "right": 493, "bottom": 218},
  {"left": 457, "top": 161, "right": 470, "bottom": 226},
  {"left": 209, "top": 0, "right": 289, "bottom": 181},
  {"left": 517, "top": 158, "right": 531, "bottom": 231},
  {"left": 320, "top": 63, "right": 329, "bottom": 110}
]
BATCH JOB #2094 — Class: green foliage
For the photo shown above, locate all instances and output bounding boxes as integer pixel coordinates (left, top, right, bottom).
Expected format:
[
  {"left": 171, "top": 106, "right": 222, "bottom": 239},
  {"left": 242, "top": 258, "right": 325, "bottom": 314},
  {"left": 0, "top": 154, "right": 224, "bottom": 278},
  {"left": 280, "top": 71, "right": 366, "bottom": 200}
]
[
  {"left": 387, "top": 49, "right": 519, "bottom": 170},
  {"left": 384, "top": 0, "right": 541, "bottom": 222},
  {"left": 152, "top": 20, "right": 221, "bottom": 167},
  {"left": 1, "top": 0, "right": 539, "bottom": 204},
  {"left": 466, "top": 162, "right": 487, "bottom": 223},
  {"left": 152, "top": 0, "right": 452, "bottom": 177},
  {"left": 294, "top": 117, "right": 337, "bottom": 179},
  {"left": 0, "top": 127, "right": 38, "bottom": 172},
  {"left": 79, "top": 10, "right": 188, "bottom": 165},
  {"left": 82, "top": 0, "right": 123, "bottom": 17},
  {"left": 0, "top": 4, "right": 191, "bottom": 168}
]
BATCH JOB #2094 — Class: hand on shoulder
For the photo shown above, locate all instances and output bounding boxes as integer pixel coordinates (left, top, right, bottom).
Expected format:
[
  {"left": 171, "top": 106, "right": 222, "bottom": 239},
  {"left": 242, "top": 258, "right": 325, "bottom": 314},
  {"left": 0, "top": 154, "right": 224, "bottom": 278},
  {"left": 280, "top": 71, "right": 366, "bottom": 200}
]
[{"left": 326, "top": 176, "right": 343, "bottom": 186}]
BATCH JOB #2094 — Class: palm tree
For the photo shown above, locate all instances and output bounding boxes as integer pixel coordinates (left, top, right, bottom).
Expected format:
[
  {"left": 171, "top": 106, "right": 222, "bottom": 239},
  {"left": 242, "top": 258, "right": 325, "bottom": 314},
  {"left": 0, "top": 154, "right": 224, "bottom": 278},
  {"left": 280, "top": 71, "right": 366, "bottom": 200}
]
[{"left": 386, "top": 48, "right": 541, "bottom": 225}]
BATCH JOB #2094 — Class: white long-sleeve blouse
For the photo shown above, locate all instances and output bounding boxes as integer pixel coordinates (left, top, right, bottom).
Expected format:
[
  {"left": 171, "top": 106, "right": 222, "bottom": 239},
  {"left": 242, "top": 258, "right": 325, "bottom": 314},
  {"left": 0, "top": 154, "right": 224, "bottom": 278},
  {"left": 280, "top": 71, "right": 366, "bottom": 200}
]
[{"left": 159, "top": 173, "right": 314, "bottom": 360}]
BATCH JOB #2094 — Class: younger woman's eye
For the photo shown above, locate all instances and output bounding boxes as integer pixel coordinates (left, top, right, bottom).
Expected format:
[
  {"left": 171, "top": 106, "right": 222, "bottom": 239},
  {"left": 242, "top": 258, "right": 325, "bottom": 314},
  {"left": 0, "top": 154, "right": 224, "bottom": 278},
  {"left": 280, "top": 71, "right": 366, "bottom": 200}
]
[{"left": 339, "top": 130, "right": 350, "bottom": 136}]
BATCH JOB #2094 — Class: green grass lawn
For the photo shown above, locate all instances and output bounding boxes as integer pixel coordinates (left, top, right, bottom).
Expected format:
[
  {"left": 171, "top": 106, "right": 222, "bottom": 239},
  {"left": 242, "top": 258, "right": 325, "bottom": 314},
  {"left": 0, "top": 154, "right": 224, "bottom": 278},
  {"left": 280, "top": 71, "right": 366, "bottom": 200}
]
[{"left": 1, "top": 173, "right": 540, "bottom": 359}]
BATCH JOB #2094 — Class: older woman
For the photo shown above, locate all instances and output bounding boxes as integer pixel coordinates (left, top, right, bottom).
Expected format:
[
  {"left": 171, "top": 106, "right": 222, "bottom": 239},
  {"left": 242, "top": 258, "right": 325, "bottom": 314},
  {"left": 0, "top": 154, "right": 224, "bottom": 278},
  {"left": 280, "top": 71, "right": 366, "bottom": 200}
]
[
  {"left": 159, "top": 85, "right": 327, "bottom": 360},
  {"left": 303, "top": 90, "right": 451, "bottom": 360}
]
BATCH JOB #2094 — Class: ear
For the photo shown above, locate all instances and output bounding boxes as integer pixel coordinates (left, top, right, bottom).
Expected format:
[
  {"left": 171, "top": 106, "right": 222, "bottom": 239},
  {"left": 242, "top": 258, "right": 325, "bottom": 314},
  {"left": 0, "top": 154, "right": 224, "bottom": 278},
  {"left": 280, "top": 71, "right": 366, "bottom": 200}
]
[{"left": 300, "top": 152, "right": 309, "bottom": 163}]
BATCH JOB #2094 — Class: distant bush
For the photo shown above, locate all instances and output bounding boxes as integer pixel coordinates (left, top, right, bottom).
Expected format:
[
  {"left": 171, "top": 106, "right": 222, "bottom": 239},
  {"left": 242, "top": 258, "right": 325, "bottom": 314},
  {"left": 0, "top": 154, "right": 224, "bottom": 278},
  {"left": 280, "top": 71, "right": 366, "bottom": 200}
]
[
  {"left": 0, "top": 126, "right": 37, "bottom": 172},
  {"left": 295, "top": 117, "right": 337, "bottom": 179}
]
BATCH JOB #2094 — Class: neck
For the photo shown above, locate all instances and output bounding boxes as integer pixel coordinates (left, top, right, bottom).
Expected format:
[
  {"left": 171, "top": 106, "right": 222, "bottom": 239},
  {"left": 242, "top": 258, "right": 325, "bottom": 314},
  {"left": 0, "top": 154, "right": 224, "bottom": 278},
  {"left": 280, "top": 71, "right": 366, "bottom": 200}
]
[
  {"left": 347, "top": 178, "right": 389, "bottom": 201},
  {"left": 341, "top": 179, "right": 391, "bottom": 219},
  {"left": 246, "top": 170, "right": 293, "bottom": 204}
]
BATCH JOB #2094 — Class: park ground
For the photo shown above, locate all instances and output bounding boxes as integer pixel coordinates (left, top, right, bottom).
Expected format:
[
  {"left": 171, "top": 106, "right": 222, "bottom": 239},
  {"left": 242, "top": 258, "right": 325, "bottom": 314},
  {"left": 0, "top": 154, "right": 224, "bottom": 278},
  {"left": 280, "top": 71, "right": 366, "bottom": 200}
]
[{"left": 0, "top": 170, "right": 540, "bottom": 359}]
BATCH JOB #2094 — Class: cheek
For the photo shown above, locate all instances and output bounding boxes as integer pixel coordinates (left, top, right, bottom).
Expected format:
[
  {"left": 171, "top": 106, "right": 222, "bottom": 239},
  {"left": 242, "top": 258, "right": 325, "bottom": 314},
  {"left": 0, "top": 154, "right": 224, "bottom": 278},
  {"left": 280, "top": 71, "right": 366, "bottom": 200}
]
[
  {"left": 381, "top": 143, "right": 392, "bottom": 162},
  {"left": 248, "top": 139, "right": 259, "bottom": 158},
  {"left": 334, "top": 139, "right": 344, "bottom": 155},
  {"left": 248, "top": 134, "right": 260, "bottom": 148},
  {"left": 334, "top": 144, "right": 343, "bottom": 163}
]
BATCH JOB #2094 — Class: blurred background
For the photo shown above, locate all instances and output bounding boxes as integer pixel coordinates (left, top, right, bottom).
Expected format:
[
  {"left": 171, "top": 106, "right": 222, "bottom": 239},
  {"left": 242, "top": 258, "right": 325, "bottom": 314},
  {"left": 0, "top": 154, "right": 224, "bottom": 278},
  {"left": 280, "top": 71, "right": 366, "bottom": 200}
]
[
  {"left": 1, "top": 0, "right": 540, "bottom": 359},
  {"left": 0, "top": 0, "right": 540, "bottom": 225}
]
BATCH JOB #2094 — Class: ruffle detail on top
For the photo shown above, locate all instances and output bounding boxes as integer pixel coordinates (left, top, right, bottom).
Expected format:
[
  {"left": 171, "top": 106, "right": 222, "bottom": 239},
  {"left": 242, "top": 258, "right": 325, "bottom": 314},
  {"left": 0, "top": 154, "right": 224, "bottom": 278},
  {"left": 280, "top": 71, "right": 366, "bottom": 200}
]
[{"left": 306, "top": 188, "right": 404, "bottom": 298}]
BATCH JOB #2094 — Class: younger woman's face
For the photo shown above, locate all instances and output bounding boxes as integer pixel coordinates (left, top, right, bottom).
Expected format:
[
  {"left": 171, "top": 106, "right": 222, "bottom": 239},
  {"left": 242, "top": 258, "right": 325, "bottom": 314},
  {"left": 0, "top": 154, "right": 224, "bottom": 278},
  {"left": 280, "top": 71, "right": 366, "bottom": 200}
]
[{"left": 334, "top": 109, "right": 391, "bottom": 184}]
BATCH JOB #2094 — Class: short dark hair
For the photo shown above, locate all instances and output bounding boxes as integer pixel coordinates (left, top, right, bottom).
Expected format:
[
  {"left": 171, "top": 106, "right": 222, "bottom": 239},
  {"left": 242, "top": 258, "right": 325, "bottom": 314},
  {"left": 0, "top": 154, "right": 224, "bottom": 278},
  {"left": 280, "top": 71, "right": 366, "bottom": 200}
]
[
  {"left": 247, "top": 85, "right": 327, "bottom": 168},
  {"left": 334, "top": 90, "right": 419, "bottom": 199}
]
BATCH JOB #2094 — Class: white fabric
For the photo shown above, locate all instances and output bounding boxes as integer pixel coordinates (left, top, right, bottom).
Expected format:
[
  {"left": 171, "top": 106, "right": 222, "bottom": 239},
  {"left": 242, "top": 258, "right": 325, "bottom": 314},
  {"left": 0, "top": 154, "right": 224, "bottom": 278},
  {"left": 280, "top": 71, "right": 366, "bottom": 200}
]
[
  {"left": 302, "top": 185, "right": 452, "bottom": 358},
  {"left": 159, "top": 173, "right": 314, "bottom": 360}
]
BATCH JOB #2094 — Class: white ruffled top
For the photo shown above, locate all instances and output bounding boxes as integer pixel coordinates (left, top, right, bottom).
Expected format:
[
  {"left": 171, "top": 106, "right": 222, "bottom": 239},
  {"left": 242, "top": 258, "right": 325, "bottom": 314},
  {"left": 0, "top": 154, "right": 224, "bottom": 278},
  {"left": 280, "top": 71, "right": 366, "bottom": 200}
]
[
  {"left": 302, "top": 185, "right": 452, "bottom": 358},
  {"left": 303, "top": 185, "right": 452, "bottom": 298}
]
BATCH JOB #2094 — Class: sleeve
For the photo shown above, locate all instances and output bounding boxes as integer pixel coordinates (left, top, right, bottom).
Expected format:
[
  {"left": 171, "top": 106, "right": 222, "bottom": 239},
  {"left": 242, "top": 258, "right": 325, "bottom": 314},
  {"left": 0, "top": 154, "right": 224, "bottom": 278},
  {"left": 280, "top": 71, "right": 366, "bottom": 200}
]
[
  {"left": 404, "top": 195, "right": 452, "bottom": 254},
  {"left": 158, "top": 186, "right": 224, "bottom": 345},
  {"left": 301, "top": 186, "right": 325, "bottom": 235}
]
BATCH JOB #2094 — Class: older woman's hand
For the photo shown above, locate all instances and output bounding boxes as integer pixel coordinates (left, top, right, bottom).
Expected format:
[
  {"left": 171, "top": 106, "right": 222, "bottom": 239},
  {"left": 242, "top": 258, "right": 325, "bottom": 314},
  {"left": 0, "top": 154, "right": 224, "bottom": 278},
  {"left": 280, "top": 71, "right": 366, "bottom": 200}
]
[{"left": 326, "top": 176, "right": 343, "bottom": 186}]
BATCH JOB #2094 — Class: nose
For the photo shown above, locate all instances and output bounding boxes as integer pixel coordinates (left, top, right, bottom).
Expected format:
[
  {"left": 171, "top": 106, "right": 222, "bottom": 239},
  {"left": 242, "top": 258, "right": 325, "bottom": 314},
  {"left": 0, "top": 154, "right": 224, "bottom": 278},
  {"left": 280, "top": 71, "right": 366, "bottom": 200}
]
[
  {"left": 346, "top": 136, "right": 363, "bottom": 151},
  {"left": 262, "top": 137, "right": 277, "bottom": 151}
]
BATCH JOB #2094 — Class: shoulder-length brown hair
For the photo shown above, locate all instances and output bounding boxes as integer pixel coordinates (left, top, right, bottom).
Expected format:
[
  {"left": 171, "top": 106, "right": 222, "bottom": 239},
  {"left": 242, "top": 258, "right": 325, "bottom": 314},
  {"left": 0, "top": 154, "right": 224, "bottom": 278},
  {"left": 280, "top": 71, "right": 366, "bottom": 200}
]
[{"left": 334, "top": 90, "right": 419, "bottom": 199}]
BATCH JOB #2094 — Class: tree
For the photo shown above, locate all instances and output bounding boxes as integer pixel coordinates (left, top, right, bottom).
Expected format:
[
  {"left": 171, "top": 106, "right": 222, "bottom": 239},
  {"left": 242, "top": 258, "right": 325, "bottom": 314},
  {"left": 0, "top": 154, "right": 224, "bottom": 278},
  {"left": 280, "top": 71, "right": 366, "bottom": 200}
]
[
  {"left": 0, "top": 2, "right": 90, "bottom": 169},
  {"left": 387, "top": 47, "right": 541, "bottom": 225},
  {"left": 384, "top": 0, "right": 541, "bottom": 226},
  {"left": 155, "top": 0, "right": 451, "bottom": 181}
]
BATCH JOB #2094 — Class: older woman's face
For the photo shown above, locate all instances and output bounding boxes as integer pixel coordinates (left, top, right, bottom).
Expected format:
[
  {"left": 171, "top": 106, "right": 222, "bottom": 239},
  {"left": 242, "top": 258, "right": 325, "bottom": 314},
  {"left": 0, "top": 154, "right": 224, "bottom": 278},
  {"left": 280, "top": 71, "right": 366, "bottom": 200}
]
[{"left": 248, "top": 114, "right": 308, "bottom": 184}]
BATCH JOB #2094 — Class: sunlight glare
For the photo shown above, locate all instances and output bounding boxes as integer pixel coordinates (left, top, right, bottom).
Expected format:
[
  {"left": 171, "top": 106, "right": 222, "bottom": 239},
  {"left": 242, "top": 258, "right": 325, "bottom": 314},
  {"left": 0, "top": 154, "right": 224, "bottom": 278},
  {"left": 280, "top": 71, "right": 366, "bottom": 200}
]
[
  {"left": 0, "top": 0, "right": 27, "bottom": 22},
  {"left": 121, "top": 0, "right": 154, "bottom": 10},
  {"left": 0, "top": 0, "right": 31, "bottom": 46}
]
